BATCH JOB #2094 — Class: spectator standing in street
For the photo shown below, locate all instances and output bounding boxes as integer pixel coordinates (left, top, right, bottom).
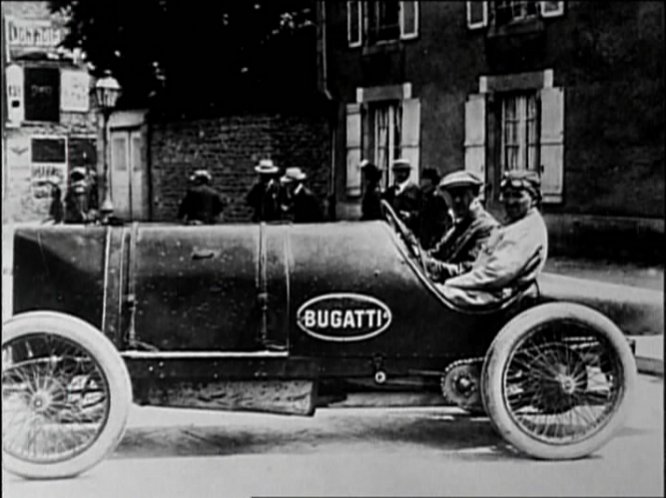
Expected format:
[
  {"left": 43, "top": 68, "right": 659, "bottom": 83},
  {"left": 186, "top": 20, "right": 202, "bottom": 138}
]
[
  {"left": 426, "top": 170, "right": 499, "bottom": 281},
  {"left": 359, "top": 160, "right": 384, "bottom": 221},
  {"left": 64, "top": 167, "right": 98, "bottom": 224},
  {"left": 382, "top": 158, "right": 422, "bottom": 231},
  {"left": 177, "top": 169, "right": 226, "bottom": 225},
  {"left": 439, "top": 170, "right": 548, "bottom": 308},
  {"left": 44, "top": 176, "right": 64, "bottom": 224},
  {"left": 280, "top": 167, "right": 323, "bottom": 223},
  {"left": 415, "top": 168, "right": 450, "bottom": 250},
  {"left": 246, "top": 159, "right": 282, "bottom": 222}
]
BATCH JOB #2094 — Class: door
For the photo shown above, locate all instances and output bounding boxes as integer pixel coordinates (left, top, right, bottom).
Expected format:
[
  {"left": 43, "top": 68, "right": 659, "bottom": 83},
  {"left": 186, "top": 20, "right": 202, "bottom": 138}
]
[{"left": 110, "top": 128, "right": 147, "bottom": 220}]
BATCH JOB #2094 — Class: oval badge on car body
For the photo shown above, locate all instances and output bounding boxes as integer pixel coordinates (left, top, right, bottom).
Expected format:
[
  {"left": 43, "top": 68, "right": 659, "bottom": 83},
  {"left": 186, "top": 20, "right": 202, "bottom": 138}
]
[{"left": 296, "top": 293, "right": 393, "bottom": 342}]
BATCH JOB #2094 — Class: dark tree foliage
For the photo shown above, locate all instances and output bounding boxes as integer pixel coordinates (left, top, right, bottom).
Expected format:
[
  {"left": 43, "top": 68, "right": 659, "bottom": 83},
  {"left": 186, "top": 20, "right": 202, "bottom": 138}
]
[{"left": 49, "top": 0, "right": 321, "bottom": 115}]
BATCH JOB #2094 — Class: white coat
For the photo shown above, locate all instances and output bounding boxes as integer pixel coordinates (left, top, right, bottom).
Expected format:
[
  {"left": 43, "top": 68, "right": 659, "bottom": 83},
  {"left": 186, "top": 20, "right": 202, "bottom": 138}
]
[{"left": 439, "top": 208, "right": 548, "bottom": 308}]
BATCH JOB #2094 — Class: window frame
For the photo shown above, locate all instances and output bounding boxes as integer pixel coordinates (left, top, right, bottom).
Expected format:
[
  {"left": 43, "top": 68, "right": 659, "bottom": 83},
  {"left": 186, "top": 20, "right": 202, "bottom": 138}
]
[
  {"left": 400, "top": 1, "right": 419, "bottom": 40},
  {"left": 347, "top": 1, "right": 363, "bottom": 48},
  {"left": 499, "top": 92, "right": 541, "bottom": 174},
  {"left": 539, "top": 1, "right": 565, "bottom": 18},
  {"left": 467, "top": 1, "right": 489, "bottom": 30}
]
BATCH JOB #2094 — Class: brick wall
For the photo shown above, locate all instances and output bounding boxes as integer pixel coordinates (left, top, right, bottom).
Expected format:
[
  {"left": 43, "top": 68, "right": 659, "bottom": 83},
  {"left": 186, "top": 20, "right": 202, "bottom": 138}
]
[{"left": 149, "top": 114, "right": 332, "bottom": 222}]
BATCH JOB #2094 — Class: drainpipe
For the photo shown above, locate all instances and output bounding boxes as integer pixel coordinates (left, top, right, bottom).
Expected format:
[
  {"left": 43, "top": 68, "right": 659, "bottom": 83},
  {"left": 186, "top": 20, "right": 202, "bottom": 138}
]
[{"left": 319, "top": 0, "right": 337, "bottom": 220}]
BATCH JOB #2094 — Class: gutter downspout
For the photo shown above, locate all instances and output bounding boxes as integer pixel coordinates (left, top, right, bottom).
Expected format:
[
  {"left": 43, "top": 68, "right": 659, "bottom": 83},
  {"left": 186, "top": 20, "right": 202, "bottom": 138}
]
[{"left": 320, "top": 1, "right": 337, "bottom": 220}]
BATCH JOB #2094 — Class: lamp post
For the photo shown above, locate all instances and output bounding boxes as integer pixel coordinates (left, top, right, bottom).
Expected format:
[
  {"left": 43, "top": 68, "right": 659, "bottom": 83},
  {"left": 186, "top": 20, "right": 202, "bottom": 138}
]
[{"left": 93, "top": 71, "right": 121, "bottom": 222}]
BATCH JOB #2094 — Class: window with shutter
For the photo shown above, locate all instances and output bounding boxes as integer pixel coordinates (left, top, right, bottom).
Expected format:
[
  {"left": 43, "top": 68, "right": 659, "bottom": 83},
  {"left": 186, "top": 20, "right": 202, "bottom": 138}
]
[
  {"left": 464, "top": 94, "right": 486, "bottom": 182},
  {"left": 467, "top": 1, "right": 488, "bottom": 29},
  {"left": 539, "top": 87, "right": 564, "bottom": 203},
  {"left": 346, "top": 103, "right": 363, "bottom": 196},
  {"left": 400, "top": 1, "right": 419, "bottom": 39}
]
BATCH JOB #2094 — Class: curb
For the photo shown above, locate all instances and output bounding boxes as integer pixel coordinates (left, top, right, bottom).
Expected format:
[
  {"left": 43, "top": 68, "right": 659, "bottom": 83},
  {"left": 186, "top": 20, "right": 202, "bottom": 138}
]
[{"left": 636, "top": 356, "right": 664, "bottom": 377}]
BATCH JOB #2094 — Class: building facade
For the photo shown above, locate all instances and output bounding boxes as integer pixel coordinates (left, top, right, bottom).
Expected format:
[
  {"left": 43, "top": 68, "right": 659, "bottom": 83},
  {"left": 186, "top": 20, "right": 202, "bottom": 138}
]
[
  {"left": 2, "top": 1, "right": 98, "bottom": 223},
  {"left": 319, "top": 1, "right": 664, "bottom": 259}
]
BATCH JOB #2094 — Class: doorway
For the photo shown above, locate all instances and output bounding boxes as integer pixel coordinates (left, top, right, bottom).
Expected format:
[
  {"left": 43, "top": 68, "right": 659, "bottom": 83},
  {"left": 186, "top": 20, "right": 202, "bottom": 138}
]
[{"left": 109, "top": 128, "right": 148, "bottom": 220}]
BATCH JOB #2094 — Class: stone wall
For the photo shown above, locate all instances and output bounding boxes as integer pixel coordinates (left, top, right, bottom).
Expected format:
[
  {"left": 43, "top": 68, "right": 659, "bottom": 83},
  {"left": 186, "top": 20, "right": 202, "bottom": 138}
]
[{"left": 149, "top": 114, "right": 332, "bottom": 222}]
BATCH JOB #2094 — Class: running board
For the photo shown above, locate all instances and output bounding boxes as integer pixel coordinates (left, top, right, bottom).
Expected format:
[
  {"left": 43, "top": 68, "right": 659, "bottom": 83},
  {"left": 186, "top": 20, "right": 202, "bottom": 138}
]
[{"left": 121, "top": 350, "right": 290, "bottom": 360}]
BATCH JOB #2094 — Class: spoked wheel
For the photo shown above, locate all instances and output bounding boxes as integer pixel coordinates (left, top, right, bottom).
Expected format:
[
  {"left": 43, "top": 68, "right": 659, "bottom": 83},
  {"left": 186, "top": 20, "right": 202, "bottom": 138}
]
[
  {"left": 482, "top": 303, "right": 636, "bottom": 460},
  {"left": 2, "top": 312, "right": 132, "bottom": 479}
]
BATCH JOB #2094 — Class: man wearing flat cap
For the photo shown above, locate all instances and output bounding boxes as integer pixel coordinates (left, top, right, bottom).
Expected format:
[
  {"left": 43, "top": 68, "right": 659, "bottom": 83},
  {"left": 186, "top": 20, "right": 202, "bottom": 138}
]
[
  {"left": 439, "top": 170, "right": 548, "bottom": 308},
  {"left": 425, "top": 170, "right": 499, "bottom": 281},
  {"left": 359, "top": 160, "right": 384, "bottom": 221},
  {"left": 280, "top": 167, "right": 323, "bottom": 223},
  {"left": 64, "top": 167, "right": 99, "bottom": 224},
  {"left": 246, "top": 159, "right": 283, "bottom": 222},
  {"left": 178, "top": 169, "right": 226, "bottom": 224},
  {"left": 382, "top": 158, "right": 422, "bottom": 231}
]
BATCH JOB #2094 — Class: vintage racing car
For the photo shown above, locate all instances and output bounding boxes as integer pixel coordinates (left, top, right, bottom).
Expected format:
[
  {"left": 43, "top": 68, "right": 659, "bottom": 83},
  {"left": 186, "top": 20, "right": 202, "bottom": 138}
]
[{"left": 2, "top": 203, "right": 663, "bottom": 479}]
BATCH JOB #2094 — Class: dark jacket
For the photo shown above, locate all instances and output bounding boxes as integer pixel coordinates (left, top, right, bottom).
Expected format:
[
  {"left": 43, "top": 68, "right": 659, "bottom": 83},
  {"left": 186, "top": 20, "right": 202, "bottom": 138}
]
[
  {"left": 361, "top": 182, "right": 383, "bottom": 221},
  {"left": 416, "top": 190, "right": 450, "bottom": 250},
  {"left": 178, "top": 184, "right": 226, "bottom": 224},
  {"left": 428, "top": 200, "right": 499, "bottom": 279},
  {"left": 246, "top": 179, "right": 282, "bottom": 222},
  {"left": 382, "top": 181, "right": 422, "bottom": 231},
  {"left": 64, "top": 187, "right": 94, "bottom": 224},
  {"left": 291, "top": 185, "right": 323, "bottom": 223}
]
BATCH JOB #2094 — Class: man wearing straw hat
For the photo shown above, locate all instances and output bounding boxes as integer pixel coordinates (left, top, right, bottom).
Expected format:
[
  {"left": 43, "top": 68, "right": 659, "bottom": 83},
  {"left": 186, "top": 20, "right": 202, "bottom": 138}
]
[
  {"left": 246, "top": 159, "right": 282, "bottom": 222},
  {"left": 280, "top": 166, "right": 323, "bottom": 223}
]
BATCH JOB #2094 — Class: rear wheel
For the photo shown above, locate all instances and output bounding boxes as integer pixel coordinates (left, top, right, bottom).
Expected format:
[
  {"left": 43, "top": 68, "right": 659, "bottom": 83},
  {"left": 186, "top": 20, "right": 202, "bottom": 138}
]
[
  {"left": 481, "top": 303, "right": 636, "bottom": 460},
  {"left": 2, "top": 312, "right": 132, "bottom": 479}
]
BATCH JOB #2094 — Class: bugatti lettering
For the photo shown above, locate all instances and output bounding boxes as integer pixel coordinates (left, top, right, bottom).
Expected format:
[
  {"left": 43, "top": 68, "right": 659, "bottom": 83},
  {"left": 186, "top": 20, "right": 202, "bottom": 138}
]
[
  {"left": 302, "top": 309, "right": 387, "bottom": 329},
  {"left": 297, "top": 293, "right": 393, "bottom": 342}
]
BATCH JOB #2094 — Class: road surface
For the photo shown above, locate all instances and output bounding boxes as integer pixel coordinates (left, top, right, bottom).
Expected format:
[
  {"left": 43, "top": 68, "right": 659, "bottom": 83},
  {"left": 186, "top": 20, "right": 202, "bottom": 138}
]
[{"left": 2, "top": 374, "right": 663, "bottom": 498}]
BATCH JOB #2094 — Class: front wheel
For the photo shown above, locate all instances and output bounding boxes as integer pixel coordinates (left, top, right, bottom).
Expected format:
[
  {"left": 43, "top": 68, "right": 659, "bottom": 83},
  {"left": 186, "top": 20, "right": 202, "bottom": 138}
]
[
  {"left": 2, "top": 311, "right": 132, "bottom": 479},
  {"left": 481, "top": 303, "right": 637, "bottom": 460}
]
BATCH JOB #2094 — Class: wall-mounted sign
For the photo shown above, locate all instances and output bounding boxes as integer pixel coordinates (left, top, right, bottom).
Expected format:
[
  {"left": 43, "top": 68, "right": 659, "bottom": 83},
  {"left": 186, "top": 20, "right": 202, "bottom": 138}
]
[
  {"left": 60, "top": 70, "right": 90, "bottom": 112},
  {"left": 6, "top": 16, "right": 67, "bottom": 59},
  {"left": 24, "top": 67, "right": 60, "bottom": 122},
  {"left": 297, "top": 293, "right": 393, "bottom": 342},
  {"left": 6, "top": 63, "right": 25, "bottom": 125}
]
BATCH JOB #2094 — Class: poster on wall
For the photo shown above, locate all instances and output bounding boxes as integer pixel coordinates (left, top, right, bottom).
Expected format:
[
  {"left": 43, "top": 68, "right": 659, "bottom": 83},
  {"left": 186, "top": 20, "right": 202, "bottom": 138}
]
[
  {"left": 5, "top": 63, "right": 25, "bottom": 125},
  {"left": 5, "top": 16, "right": 67, "bottom": 60},
  {"left": 60, "top": 70, "right": 90, "bottom": 112},
  {"left": 30, "top": 163, "right": 67, "bottom": 200}
]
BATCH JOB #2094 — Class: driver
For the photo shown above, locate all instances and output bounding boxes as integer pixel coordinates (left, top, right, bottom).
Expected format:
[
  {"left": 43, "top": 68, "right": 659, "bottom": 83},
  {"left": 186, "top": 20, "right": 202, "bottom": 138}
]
[
  {"left": 438, "top": 170, "right": 548, "bottom": 308},
  {"left": 425, "top": 170, "right": 499, "bottom": 281}
]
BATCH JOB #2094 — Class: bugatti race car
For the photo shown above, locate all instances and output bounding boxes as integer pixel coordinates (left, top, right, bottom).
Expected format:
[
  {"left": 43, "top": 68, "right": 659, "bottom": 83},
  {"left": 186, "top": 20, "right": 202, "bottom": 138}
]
[{"left": 2, "top": 202, "right": 663, "bottom": 479}]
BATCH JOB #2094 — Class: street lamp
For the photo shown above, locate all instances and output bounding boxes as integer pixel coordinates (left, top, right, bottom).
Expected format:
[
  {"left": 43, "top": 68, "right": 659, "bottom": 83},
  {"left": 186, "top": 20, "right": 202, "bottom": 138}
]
[{"left": 93, "top": 70, "right": 121, "bottom": 221}]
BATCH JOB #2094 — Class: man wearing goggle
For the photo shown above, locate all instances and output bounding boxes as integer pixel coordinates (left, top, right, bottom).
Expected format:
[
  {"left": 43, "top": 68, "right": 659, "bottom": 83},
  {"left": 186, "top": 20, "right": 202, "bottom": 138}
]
[{"left": 438, "top": 170, "right": 548, "bottom": 308}]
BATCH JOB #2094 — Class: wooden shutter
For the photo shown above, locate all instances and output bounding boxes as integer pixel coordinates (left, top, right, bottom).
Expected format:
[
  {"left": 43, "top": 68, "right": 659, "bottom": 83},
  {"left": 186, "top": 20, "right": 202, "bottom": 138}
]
[
  {"left": 346, "top": 103, "right": 362, "bottom": 196},
  {"left": 347, "top": 1, "right": 362, "bottom": 47},
  {"left": 401, "top": 98, "right": 421, "bottom": 184},
  {"left": 539, "top": 87, "right": 564, "bottom": 203},
  {"left": 539, "top": 1, "right": 565, "bottom": 18},
  {"left": 464, "top": 94, "right": 486, "bottom": 183},
  {"left": 466, "top": 1, "right": 488, "bottom": 30},
  {"left": 400, "top": 1, "right": 419, "bottom": 39}
]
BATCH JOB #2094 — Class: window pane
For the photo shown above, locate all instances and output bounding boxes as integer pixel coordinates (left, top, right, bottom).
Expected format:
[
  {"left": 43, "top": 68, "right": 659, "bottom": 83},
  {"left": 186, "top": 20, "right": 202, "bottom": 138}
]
[
  {"left": 348, "top": 1, "right": 361, "bottom": 45},
  {"left": 31, "top": 138, "right": 66, "bottom": 163},
  {"left": 368, "top": 0, "right": 400, "bottom": 43},
  {"left": 401, "top": 1, "right": 417, "bottom": 36}
]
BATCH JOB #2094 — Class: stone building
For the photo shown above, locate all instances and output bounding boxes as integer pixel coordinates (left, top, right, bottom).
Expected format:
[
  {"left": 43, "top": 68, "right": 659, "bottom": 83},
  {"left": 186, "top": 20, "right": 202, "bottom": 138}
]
[
  {"left": 2, "top": 1, "right": 98, "bottom": 223},
  {"left": 317, "top": 1, "right": 664, "bottom": 260}
]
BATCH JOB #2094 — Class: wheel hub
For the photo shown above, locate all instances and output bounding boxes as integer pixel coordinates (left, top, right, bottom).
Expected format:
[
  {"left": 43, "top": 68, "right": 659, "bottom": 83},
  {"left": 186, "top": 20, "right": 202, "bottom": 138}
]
[
  {"left": 441, "top": 360, "right": 485, "bottom": 414},
  {"left": 30, "top": 390, "right": 54, "bottom": 414},
  {"left": 556, "top": 373, "right": 577, "bottom": 395}
]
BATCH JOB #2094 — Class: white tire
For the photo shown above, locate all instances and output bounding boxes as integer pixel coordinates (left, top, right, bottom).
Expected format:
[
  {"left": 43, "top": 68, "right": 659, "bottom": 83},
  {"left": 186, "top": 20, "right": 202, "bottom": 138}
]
[
  {"left": 2, "top": 311, "right": 132, "bottom": 479},
  {"left": 481, "top": 302, "right": 637, "bottom": 460}
]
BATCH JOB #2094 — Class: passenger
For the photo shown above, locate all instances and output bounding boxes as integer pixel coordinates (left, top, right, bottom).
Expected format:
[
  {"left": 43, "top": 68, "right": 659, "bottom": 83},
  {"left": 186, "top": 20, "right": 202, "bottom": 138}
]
[
  {"left": 382, "top": 158, "right": 422, "bottom": 232},
  {"left": 246, "top": 159, "right": 282, "bottom": 222},
  {"left": 426, "top": 170, "right": 499, "bottom": 281},
  {"left": 64, "top": 167, "right": 98, "bottom": 224},
  {"left": 415, "top": 168, "right": 450, "bottom": 250},
  {"left": 280, "top": 167, "right": 323, "bottom": 223},
  {"left": 359, "top": 160, "right": 384, "bottom": 221},
  {"left": 439, "top": 170, "right": 548, "bottom": 308},
  {"left": 177, "top": 169, "right": 226, "bottom": 225}
]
